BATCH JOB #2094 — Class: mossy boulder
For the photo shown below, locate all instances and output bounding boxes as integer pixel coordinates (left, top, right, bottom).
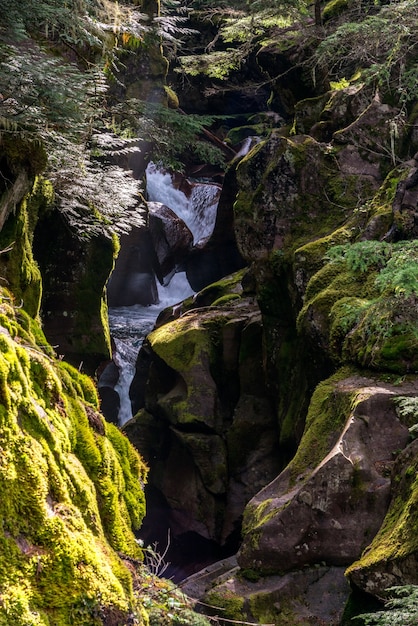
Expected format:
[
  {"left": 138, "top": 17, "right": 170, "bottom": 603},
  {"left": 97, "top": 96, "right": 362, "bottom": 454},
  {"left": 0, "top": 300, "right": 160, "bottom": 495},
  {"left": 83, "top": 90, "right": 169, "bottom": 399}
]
[
  {"left": 233, "top": 131, "right": 378, "bottom": 266},
  {"left": 297, "top": 237, "right": 418, "bottom": 374},
  {"left": 0, "top": 286, "right": 148, "bottom": 626},
  {"left": 347, "top": 414, "right": 418, "bottom": 596},
  {"left": 127, "top": 290, "right": 281, "bottom": 559},
  {"left": 237, "top": 371, "right": 413, "bottom": 576}
]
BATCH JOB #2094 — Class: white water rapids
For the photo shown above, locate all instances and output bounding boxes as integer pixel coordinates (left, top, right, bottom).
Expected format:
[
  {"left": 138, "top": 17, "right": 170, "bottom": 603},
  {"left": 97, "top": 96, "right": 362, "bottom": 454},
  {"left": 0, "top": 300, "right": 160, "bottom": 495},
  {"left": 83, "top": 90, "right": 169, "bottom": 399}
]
[
  {"left": 146, "top": 162, "right": 221, "bottom": 245},
  {"left": 106, "top": 164, "right": 220, "bottom": 425}
]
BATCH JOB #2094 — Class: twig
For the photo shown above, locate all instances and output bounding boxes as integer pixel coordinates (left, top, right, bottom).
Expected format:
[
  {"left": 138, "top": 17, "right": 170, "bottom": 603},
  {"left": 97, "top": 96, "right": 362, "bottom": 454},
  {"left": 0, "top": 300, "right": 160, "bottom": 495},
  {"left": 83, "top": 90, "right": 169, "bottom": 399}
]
[{"left": 206, "top": 614, "right": 274, "bottom": 626}]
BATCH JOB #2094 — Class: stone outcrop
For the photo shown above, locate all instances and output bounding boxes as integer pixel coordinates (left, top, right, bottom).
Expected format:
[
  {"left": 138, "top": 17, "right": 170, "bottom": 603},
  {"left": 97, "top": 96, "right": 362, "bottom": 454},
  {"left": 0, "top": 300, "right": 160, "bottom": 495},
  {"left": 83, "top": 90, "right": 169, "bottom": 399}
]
[
  {"left": 347, "top": 434, "right": 418, "bottom": 597},
  {"left": 182, "top": 557, "right": 350, "bottom": 626},
  {"left": 124, "top": 280, "right": 283, "bottom": 574},
  {"left": 238, "top": 374, "right": 413, "bottom": 575},
  {"left": 148, "top": 201, "right": 193, "bottom": 284}
]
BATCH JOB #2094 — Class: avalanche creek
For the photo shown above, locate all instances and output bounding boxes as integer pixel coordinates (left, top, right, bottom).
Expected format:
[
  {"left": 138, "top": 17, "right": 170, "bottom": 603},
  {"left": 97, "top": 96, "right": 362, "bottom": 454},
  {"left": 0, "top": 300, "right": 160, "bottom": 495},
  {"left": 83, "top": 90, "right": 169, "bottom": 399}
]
[{"left": 1, "top": 1, "right": 418, "bottom": 625}]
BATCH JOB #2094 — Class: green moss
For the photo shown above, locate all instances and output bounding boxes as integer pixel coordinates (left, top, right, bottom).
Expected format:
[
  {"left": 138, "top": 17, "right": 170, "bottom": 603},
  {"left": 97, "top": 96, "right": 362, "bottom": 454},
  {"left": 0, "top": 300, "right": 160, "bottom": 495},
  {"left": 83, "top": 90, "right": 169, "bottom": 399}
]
[
  {"left": 210, "top": 293, "right": 241, "bottom": 306},
  {"left": 297, "top": 236, "right": 418, "bottom": 373},
  {"left": 0, "top": 178, "right": 53, "bottom": 317},
  {"left": 347, "top": 452, "right": 418, "bottom": 577},
  {"left": 205, "top": 589, "right": 245, "bottom": 621},
  {"left": 0, "top": 286, "right": 149, "bottom": 625},
  {"left": 192, "top": 270, "right": 245, "bottom": 308},
  {"left": 286, "top": 368, "right": 357, "bottom": 482},
  {"left": 58, "top": 361, "right": 99, "bottom": 407},
  {"left": 148, "top": 318, "right": 211, "bottom": 371},
  {"left": 249, "top": 590, "right": 283, "bottom": 624},
  {"left": 163, "top": 85, "right": 179, "bottom": 108}
]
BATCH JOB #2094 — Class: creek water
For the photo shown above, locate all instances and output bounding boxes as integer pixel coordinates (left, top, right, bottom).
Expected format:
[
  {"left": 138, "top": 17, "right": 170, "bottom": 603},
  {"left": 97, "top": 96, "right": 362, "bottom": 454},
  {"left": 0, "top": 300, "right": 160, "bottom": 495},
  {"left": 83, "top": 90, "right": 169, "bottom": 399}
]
[
  {"left": 106, "top": 164, "right": 220, "bottom": 425},
  {"left": 108, "top": 273, "right": 194, "bottom": 425},
  {"left": 145, "top": 162, "right": 221, "bottom": 245}
]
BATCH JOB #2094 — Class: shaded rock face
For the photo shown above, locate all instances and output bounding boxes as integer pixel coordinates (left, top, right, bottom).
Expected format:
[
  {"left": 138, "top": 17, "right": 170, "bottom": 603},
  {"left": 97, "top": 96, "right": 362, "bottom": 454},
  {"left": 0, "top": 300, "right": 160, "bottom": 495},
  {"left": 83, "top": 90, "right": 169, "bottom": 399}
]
[
  {"left": 107, "top": 226, "right": 158, "bottom": 307},
  {"left": 347, "top": 426, "right": 418, "bottom": 597},
  {"left": 148, "top": 201, "right": 193, "bottom": 284},
  {"left": 238, "top": 376, "right": 412, "bottom": 576},
  {"left": 182, "top": 557, "right": 350, "bottom": 626},
  {"left": 124, "top": 295, "right": 282, "bottom": 575},
  {"left": 33, "top": 209, "right": 113, "bottom": 373},
  {"left": 185, "top": 164, "right": 246, "bottom": 292},
  {"left": 233, "top": 132, "right": 376, "bottom": 264},
  {"left": 97, "top": 360, "right": 120, "bottom": 425}
]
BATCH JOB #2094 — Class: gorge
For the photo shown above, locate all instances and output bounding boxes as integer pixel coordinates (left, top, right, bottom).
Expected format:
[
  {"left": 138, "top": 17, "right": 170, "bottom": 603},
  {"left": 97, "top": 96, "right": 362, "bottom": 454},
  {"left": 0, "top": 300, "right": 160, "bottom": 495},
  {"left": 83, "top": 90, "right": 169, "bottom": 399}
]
[{"left": 1, "top": 1, "right": 418, "bottom": 625}]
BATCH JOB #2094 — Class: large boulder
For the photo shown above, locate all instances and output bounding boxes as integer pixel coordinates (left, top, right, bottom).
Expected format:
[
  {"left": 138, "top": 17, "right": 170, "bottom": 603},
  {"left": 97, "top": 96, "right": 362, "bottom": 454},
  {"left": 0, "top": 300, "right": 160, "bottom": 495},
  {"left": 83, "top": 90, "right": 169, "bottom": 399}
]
[
  {"left": 238, "top": 373, "right": 413, "bottom": 575},
  {"left": 148, "top": 201, "right": 193, "bottom": 284},
  {"left": 233, "top": 132, "right": 379, "bottom": 265},
  {"left": 124, "top": 281, "right": 282, "bottom": 570},
  {"left": 182, "top": 558, "right": 350, "bottom": 626},
  {"left": 347, "top": 421, "right": 418, "bottom": 597}
]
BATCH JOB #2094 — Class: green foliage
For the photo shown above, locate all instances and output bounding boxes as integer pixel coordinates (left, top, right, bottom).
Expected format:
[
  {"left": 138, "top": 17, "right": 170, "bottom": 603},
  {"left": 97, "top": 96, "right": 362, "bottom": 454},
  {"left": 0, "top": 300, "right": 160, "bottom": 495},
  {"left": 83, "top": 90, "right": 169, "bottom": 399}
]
[
  {"left": 326, "top": 240, "right": 418, "bottom": 297},
  {"left": 325, "top": 240, "right": 392, "bottom": 273},
  {"left": 356, "top": 586, "right": 418, "bottom": 625},
  {"left": 48, "top": 134, "right": 146, "bottom": 240},
  {"left": 374, "top": 241, "right": 418, "bottom": 297},
  {"left": 138, "top": 570, "right": 211, "bottom": 626},
  {"left": 393, "top": 396, "right": 418, "bottom": 428},
  {"left": 313, "top": 0, "right": 418, "bottom": 108},
  {"left": 176, "top": 2, "right": 304, "bottom": 82},
  {"left": 299, "top": 237, "right": 418, "bottom": 373},
  {"left": 112, "top": 98, "right": 226, "bottom": 170}
]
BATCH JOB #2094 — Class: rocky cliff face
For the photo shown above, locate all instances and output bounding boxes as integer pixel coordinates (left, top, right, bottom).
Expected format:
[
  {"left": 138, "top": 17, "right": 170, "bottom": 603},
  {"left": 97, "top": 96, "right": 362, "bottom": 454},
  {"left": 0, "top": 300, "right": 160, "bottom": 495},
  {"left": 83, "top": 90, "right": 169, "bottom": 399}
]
[
  {"left": 124, "top": 23, "right": 418, "bottom": 625},
  {"left": 1, "top": 3, "right": 418, "bottom": 625}
]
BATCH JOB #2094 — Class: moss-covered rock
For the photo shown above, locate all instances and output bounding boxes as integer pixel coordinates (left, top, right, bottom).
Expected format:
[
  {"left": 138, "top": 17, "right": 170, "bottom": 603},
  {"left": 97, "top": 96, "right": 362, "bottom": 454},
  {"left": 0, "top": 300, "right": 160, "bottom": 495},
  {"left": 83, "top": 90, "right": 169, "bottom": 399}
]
[
  {"left": 233, "top": 131, "right": 379, "bottom": 269},
  {"left": 0, "top": 286, "right": 148, "bottom": 625},
  {"left": 127, "top": 290, "right": 281, "bottom": 556},
  {"left": 0, "top": 177, "right": 54, "bottom": 318},
  {"left": 297, "top": 236, "right": 418, "bottom": 374},
  {"left": 347, "top": 432, "right": 418, "bottom": 597},
  {"left": 237, "top": 371, "right": 414, "bottom": 577}
]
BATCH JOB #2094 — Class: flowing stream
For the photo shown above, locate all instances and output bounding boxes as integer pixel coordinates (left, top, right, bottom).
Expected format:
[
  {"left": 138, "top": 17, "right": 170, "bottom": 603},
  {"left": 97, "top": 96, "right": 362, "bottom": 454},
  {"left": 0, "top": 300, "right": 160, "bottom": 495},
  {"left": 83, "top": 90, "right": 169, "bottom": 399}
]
[
  {"left": 108, "top": 273, "right": 194, "bottom": 425},
  {"left": 146, "top": 162, "right": 221, "bottom": 245},
  {"left": 105, "top": 164, "right": 221, "bottom": 425}
]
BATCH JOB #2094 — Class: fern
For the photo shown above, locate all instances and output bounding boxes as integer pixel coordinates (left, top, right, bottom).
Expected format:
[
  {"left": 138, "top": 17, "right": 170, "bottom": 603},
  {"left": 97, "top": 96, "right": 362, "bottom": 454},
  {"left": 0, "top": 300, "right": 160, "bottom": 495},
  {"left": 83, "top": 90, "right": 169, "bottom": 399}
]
[
  {"left": 356, "top": 586, "right": 418, "bottom": 625},
  {"left": 325, "top": 241, "right": 392, "bottom": 273},
  {"left": 313, "top": 0, "right": 418, "bottom": 106},
  {"left": 48, "top": 135, "right": 145, "bottom": 240},
  {"left": 394, "top": 397, "right": 418, "bottom": 426},
  {"left": 374, "top": 242, "right": 418, "bottom": 297}
]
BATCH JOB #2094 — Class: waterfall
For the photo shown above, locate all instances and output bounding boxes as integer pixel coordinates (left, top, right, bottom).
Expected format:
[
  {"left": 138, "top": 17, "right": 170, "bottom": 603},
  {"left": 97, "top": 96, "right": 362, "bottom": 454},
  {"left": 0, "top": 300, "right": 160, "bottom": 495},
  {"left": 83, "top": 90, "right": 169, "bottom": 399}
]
[
  {"left": 108, "top": 273, "right": 194, "bottom": 426},
  {"left": 146, "top": 162, "right": 221, "bottom": 245},
  {"left": 103, "top": 163, "right": 220, "bottom": 426}
]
